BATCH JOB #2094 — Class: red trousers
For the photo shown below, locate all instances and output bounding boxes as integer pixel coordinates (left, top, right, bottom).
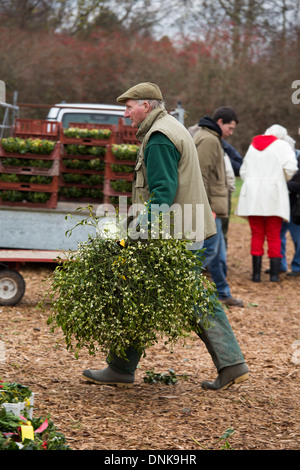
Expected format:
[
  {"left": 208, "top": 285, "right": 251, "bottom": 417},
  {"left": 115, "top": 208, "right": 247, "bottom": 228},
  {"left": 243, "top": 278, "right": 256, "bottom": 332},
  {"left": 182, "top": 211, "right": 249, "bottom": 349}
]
[{"left": 248, "top": 216, "right": 283, "bottom": 258}]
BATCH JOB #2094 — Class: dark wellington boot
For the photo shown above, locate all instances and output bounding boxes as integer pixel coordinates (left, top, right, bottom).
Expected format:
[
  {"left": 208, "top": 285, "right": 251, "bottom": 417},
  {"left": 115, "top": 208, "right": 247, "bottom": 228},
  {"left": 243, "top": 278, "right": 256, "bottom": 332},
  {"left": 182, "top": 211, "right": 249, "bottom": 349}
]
[
  {"left": 201, "top": 363, "right": 249, "bottom": 391},
  {"left": 270, "top": 257, "right": 281, "bottom": 282},
  {"left": 252, "top": 255, "right": 262, "bottom": 282},
  {"left": 82, "top": 366, "right": 134, "bottom": 387}
]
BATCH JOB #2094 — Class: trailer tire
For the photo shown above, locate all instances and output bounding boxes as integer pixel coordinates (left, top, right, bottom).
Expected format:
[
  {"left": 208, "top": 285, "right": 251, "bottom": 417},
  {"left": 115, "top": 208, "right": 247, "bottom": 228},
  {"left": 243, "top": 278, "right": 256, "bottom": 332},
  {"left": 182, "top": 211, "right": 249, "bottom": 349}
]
[{"left": 0, "top": 269, "right": 26, "bottom": 306}]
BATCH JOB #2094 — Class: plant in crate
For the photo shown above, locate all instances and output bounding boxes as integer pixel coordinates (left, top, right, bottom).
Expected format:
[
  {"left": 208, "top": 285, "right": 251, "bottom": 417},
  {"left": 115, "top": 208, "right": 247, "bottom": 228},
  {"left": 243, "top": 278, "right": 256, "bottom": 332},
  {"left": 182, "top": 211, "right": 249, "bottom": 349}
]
[
  {"left": 63, "top": 127, "right": 111, "bottom": 139},
  {"left": 65, "top": 144, "right": 106, "bottom": 156},
  {"left": 112, "top": 144, "right": 139, "bottom": 160},
  {"left": 1, "top": 137, "right": 28, "bottom": 154},
  {"left": 26, "top": 138, "right": 56, "bottom": 155},
  {"left": 0, "top": 190, "right": 51, "bottom": 203},
  {"left": 1, "top": 137, "right": 56, "bottom": 155}
]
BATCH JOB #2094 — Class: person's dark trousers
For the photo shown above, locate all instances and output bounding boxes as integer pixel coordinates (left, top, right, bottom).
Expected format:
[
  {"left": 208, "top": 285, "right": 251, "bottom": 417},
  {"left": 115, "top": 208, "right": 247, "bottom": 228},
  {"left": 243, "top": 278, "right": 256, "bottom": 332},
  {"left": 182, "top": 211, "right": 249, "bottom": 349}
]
[
  {"left": 193, "top": 296, "right": 245, "bottom": 372},
  {"left": 252, "top": 255, "right": 262, "bottom": 282},
  {"left": 106, "top": 294, "right": 245, "bottom": 375},
  {"left": 107, "top": 346, "right": 142, "bottom": 375}
]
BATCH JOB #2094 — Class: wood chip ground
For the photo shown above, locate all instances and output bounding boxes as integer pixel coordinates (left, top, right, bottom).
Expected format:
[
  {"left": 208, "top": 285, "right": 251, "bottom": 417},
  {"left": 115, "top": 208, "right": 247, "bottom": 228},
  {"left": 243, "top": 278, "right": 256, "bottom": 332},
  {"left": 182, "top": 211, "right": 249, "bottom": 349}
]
[{"left": 0, "top": 221, "right": 299, "bottom": 450}]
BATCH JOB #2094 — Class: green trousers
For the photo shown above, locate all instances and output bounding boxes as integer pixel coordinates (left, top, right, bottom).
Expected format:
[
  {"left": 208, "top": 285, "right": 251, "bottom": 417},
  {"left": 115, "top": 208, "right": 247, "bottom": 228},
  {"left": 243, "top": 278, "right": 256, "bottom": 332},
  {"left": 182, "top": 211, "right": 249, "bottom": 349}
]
[{"left": 107, "top": 297, "right": 245, "bottom": 375}]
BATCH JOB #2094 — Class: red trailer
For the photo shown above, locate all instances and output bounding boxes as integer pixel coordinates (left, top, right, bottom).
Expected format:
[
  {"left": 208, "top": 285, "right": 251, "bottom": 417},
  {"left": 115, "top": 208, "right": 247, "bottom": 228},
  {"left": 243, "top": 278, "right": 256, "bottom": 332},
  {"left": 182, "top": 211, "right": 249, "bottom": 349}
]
[{"left": 0, "top": 249, "right": 66, "bottom": 306}]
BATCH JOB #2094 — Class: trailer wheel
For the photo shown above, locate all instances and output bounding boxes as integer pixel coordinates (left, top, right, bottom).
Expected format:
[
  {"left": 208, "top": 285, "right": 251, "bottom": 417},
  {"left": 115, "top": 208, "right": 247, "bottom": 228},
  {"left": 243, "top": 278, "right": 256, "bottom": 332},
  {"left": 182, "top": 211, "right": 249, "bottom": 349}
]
[{"left": 0, "top": 269, "right": 26, "bottom": 306}]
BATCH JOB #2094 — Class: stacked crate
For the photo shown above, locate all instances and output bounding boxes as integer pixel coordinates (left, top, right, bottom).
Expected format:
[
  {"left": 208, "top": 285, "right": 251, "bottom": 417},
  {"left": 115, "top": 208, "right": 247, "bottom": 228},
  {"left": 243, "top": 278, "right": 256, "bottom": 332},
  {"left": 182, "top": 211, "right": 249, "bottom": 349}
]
[
  {"left": 103, "top": 119, "right": 139, "bottom": 206},
  {"left": 0, "top": 118, "right": 141, "bottom": 210},
  {"left": 0, "top": 119, "right": 61, "bottom": 208},
  {"left": 59, "top": 123, "right": 116, "bottom": 204}
]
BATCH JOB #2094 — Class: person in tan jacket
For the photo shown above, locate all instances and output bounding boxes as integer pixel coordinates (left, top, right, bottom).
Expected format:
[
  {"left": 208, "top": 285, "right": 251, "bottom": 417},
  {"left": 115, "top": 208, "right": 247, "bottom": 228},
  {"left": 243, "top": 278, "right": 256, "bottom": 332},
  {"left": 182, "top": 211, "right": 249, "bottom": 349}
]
[
  {"left": 193, "top": 107, "right": 243, "bottom": 307},
  {"left": 83, "top": 84, "right": 249, "bottom": 391}
]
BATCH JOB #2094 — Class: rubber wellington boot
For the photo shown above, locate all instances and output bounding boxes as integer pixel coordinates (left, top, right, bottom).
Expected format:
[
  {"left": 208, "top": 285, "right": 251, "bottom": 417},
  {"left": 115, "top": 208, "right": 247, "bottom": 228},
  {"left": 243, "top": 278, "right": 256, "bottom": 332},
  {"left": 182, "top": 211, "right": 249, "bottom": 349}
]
[
  {"left": 82, "top": 366, "right": 134, "bottom": 387},
  {"left": 201, "top": 363, "right": 249, "bottom": 391},
  {"left": 270, "top": 257, "right": 281, "bottom": 282},
  {"left": 252, "top": 255, "right": 262, "bottom": 282}
]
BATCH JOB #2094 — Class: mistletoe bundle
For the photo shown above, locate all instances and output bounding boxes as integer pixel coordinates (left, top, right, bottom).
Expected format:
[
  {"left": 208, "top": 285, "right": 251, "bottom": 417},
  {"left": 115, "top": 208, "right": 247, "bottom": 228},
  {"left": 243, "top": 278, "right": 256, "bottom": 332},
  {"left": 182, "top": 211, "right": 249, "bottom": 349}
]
[{"left": 42, "top": 210, "right": 216, "bottom": 359}]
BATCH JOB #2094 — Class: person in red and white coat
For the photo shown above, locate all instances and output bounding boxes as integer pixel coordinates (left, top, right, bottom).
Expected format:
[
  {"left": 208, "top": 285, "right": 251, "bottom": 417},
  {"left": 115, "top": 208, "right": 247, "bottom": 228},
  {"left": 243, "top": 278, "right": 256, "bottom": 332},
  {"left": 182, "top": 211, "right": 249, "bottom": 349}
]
[{"left": 236, "top": 124, "right": 298, "bottom": 282}]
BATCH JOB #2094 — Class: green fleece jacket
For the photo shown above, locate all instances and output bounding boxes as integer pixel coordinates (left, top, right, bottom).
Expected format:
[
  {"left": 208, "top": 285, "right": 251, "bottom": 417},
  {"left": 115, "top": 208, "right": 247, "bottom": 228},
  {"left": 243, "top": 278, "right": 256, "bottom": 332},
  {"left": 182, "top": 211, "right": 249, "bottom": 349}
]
[{"left": 144, "top": 132, "right": 181, "bottom": 207}]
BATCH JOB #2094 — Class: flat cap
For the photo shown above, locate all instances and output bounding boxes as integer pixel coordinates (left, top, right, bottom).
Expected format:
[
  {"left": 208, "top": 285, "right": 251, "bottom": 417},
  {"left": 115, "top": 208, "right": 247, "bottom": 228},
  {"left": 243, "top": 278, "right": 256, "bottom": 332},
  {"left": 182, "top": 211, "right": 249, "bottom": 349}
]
[{"left": 117, "top": 82, "right": 163, "bottom": 104}]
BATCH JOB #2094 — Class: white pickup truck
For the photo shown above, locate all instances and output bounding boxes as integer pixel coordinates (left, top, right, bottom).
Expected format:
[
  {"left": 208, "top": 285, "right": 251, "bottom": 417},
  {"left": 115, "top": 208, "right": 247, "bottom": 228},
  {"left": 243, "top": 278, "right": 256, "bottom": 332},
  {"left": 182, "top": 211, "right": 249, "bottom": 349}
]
[{"left": 46, "top": 102, "right": 130, "bottom": 128}]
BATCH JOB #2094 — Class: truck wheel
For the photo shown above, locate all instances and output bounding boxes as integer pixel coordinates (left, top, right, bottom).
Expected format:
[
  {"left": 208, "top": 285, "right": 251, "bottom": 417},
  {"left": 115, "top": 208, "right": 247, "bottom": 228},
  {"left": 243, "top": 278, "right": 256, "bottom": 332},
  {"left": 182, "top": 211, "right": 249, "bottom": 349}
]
[{"left": 0, "top": 269, "right": 26, "bottom": 306}]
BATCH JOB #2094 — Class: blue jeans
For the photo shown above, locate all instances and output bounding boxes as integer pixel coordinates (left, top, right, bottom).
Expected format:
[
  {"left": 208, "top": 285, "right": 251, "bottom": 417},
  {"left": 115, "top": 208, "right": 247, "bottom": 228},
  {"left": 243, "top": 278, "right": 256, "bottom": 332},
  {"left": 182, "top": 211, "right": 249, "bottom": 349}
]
[
  {"left": 202, "top": 217, "right": 231, "bottom": 299},
  {"left": 280, "top": 219, "right": 300, "bottom": 272}
]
